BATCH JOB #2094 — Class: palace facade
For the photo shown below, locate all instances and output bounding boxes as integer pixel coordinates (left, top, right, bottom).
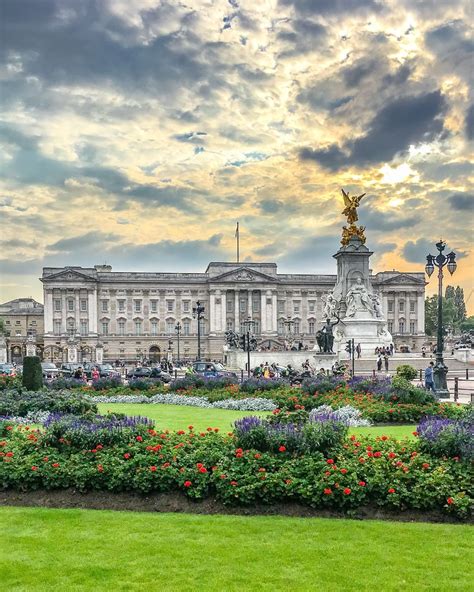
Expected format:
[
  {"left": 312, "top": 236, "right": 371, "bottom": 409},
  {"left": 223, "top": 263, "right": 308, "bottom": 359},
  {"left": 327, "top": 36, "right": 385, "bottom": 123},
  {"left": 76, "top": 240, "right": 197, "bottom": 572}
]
[{"left": 41, "top": 262, "right": 426, "bottom": 363}]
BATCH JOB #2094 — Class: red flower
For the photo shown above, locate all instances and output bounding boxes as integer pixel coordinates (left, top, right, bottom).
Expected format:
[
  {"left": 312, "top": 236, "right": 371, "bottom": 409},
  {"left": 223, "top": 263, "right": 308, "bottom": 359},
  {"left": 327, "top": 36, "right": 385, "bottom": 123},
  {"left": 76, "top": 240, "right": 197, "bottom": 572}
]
[
  {"left": 6, "top": 426, "right": 13, "bottom": 431},
  {"left": 220, "top": 474, "right": 227, "bottom": 479},
  {"left": 150, "top": 466, "right": 157, "bottom": 472},
  {"left": 177, "top": 430, "right": 185, "bottom": 435},
  {"left": 452, "top": 456, "right": 459, "bottom": 462},
  {"left": 340, "top": 468, "right": 347, "bottom": 474},
  {"left": 198, "top": 467, "right": 207, "bottom": 473},
  {"left": 97, "top": 464, "right": 104, "bottom": 472},
  {"left": 358, "top": 481, "right": 366, "bottom": 487},
  {"left": 359, "top": 457, "right": 365, "bottom": 464},
  {"left": 285, "top": 479, "right": 292, "bottom": 485},
  {"left": 183, "top": 480, "right": 192, "bottom": 488},
  {"left": 207, "top": 427, "right": 213, "bottom": 432},
  {"left": 412, "top": 431, "right": 419, "bottom": 437},
  {"left": 96, "top": 444, "right": 103, "bottom": 450},
  {"left": 278, "top": 446, "right": 286, "bottom": 452},
  {"left": 43, "top": 457, "right": 49, "bottom": 462},
  {"left": 230, "top": 480, "right": 238, "bottom": 486},
  {"left": 52, "top": 463, "right": 60, "bottom": 468},
  {"left": 323, "top": 488, "right": 332, "bottom": 495},
  {"left": 343, "top": 488, "right": 351, "bottom": 495},
  {"left": 136, "top": 436, "right": 143, "bottom": 442},
  {"left": 214, "top": 428, "right": 219, "bottom": 433},
  {"left": 91, "top": 449, "right": 98, "bottom": 454},
  {"left": 374, "top": 451, "right": 382, "bottom": 458},
  {"left": 123, "top": 453, "right": 131, "bottom": 459},
  {"left": 254, "top": 453, "right": 261, "bottom": 459},
  {"left": 31, "top": 466, "right": 38, "bottom": 471},
  {"left": 326, "top": 458, "right": 334, "bottom": 464},
  {"left": 162, "top": 462, "right": 170, "bottom": 468},
  {"left": 188, "top": 425, "right": 194, "bottom": 430},
  {"left": 447, "top": 497, "right": 454, "bottom": 505},
  {"left": 258, "top": 468, "right": 266, "bottom": 473},
  {"left": 388, "top": 452, "right": 396, "bottom": 459},
  {"left": 388, "top": 488, "right": 395, "bottom": 494},
  {"left": 422, "top": 463, "right": 430, "bottom": 470},
  {"left": 381, "top": 435, "right": 388, "bottom": 441}
]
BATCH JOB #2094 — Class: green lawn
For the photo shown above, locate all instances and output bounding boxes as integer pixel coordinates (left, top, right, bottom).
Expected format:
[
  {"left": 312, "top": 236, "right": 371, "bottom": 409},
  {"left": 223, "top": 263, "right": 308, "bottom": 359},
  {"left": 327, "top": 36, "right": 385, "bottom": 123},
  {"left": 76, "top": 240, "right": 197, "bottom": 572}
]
[
  {"left": 97, "top": 402, "right": 269, "bottom": 432},
  {"left": 97, "top": 403, "right": 416, "bottom": 439},
  {"left": 1, "top": 507, "right": 472, "bottom": 591}
]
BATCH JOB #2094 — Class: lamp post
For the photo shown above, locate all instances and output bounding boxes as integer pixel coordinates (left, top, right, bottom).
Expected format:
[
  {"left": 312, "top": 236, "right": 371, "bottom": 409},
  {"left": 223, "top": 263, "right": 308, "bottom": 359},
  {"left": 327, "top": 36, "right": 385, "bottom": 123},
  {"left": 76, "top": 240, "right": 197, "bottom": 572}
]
[
  {"left": 425, "top": 240, "right": 457, "bottom": 398},
  {"left": 192, "top": 301, "right": 205, "bottom": 361},
  {"left": 175, "top": 322, "right": 181, "bottom": 364},
  {"left": 242, "top": 316, "right": 256, "bottom": 377}
]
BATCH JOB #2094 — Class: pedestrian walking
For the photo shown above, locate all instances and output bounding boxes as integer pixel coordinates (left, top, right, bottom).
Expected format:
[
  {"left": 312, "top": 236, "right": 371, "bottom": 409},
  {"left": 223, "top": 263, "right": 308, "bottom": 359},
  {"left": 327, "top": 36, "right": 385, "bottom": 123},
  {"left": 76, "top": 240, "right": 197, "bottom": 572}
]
[
  {"left": 376, "top": 355, "right": 382, "bottom": 372},
  {"left": 355, "top": 343, "right": 361, "bottom": 359},
  {"left": 384, "top": 354, "right": 389, "bottom": 372},
  {"left": 424, "top": 362, "right": 436, "bottom": 392}
]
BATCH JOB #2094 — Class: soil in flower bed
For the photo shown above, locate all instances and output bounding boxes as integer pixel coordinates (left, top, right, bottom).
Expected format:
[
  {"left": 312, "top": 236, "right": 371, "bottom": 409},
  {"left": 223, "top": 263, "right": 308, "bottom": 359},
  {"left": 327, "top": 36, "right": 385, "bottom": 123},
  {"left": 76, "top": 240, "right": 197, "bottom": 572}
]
[{"left": 1, "top": 489, "right": 470, "bottom": 525}]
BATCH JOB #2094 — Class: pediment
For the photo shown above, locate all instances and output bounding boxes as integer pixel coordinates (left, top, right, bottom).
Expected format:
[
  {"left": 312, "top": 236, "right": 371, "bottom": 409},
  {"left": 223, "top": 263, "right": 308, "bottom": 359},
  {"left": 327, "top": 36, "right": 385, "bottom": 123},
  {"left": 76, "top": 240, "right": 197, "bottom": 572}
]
[
  {"left": 378, "top": 273, "right": 425, "bottom": 285},
  {"left": 42, "top": 269, "right": 98, "bottom": 283},
  {"left": 210, "top": 267, "right": 278, "bottom": 284}
]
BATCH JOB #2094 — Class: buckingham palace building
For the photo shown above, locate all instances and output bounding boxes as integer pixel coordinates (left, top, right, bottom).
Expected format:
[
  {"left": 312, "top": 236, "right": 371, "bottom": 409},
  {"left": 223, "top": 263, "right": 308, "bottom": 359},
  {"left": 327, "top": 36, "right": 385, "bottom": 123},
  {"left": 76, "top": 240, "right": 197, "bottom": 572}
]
[{"left": 40, "top": 261, "right": 426, "bottom": 363}]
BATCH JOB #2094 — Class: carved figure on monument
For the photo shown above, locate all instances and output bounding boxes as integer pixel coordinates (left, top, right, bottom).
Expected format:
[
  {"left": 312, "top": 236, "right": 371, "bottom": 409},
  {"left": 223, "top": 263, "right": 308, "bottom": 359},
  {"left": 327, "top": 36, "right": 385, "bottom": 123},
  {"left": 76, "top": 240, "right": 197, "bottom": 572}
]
[
  {"left": 224, "top": 330, "right": 240, "bottom": 349},
  {"left": 341, "top": 225, "right": 366, "bottom": 246},
  {"left": 345, "top": 278, "right": 374, "bottom": 318},
  {"left": 322, "top": 292, "right": 338, "bottom": 320},
  {"left": 319, "top": 315, "right": 340, "bottom": 353},
  {"left": 371, "top": 292, "right": 383, "bottom": 318},
  {"left": 315, "top": 330, "right": 325, "bottom": 352},
  {"left": 341, "top": 188, "right": 365, "bottom": 225}
]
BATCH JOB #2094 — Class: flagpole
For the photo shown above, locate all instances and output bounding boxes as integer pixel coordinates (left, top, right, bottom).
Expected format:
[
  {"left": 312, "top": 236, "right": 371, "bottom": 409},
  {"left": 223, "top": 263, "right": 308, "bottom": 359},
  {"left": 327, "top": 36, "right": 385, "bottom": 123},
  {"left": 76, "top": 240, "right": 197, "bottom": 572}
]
[{"left": 236, "top": 222, "right": 240, "bottom": 263}]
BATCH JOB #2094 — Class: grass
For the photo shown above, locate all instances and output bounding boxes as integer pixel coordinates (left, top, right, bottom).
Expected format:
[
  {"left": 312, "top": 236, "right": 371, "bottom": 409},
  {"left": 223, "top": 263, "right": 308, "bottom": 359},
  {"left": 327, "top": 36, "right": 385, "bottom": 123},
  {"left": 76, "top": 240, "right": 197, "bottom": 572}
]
[
  {"left": 97, "top": 403, "right": 417, "bottom": 439},
  {"left": 1, "top": 506, "right": 472, "bottom": 592}
]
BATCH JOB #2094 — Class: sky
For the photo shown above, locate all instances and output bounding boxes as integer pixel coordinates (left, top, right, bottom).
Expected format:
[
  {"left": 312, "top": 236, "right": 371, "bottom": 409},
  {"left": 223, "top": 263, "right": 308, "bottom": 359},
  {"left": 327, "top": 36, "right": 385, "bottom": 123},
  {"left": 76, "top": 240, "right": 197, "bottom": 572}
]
[{"left": 0, "top": 0, "right": 472, "bottom": 311}]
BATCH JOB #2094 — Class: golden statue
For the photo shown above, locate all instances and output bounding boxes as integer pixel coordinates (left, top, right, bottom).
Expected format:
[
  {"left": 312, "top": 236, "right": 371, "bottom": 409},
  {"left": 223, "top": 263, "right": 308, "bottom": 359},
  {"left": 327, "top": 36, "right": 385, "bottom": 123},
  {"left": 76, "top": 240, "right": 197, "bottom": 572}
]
[
  {"left": 341, "top": 188, "right": 365, "bottom": 224},
  {"left": 340, "top": 188, "right": 367, "bottom": 245}
]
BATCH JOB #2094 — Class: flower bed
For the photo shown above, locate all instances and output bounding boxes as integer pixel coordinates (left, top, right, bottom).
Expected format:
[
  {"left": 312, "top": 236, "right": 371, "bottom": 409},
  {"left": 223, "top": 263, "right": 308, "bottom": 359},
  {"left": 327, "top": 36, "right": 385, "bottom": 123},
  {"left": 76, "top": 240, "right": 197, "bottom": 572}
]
[{"left": 0, "top": 413, "right": 471, "bottom": 519}]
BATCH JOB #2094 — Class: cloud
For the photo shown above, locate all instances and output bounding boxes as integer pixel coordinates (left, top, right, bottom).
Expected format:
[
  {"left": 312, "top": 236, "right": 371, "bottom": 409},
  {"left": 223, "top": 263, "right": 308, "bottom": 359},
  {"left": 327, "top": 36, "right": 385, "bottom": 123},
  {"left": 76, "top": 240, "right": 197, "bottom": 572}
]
[
  {"left": 402, "top": 238, "right": 467, "bottom": 264},
  {"left": 448, "top": 192, "right": 472, "bottom": 211},
  {"left": 299, "top": 91, "right": 447, "bottom": 170},
  {"left": 279, "top": 0, "right": 383, "bottom": 16},
  {"left": 466, "top": 104, "right": 474, "bottom": 140}
]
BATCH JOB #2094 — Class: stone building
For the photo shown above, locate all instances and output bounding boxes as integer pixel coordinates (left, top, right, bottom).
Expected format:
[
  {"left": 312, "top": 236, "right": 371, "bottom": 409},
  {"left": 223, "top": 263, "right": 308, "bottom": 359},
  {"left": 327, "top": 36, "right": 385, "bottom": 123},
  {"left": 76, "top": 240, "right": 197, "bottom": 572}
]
[
  {"left": 0, "top": 298, "right": 44, "bottom": 363},
  {"left": 41, "top": 262, "right": 426, "bottom": 363}
]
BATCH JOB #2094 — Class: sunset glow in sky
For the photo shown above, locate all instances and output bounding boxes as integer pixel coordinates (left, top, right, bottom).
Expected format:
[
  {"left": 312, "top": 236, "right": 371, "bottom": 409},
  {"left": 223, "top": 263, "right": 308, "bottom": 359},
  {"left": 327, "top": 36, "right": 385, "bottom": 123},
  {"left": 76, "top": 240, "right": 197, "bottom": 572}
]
[{"left": 0, "top": 0, "right": 472, "bottom": 309}]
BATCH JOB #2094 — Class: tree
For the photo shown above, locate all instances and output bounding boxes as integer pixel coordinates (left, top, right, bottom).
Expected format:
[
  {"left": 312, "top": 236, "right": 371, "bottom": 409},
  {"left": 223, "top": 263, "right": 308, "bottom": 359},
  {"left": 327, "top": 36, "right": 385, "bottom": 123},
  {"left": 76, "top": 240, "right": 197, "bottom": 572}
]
[
  {"left": 22, "top": 356, "right": 43, "bottom": 390},
  {"left": 444, "top": 285, "right": 467, "bottom": 332},
  {"left": 0, "top": 318, "right": 4, "bottom": 335},
  {"left": 425, "top": 295, "right": 456, "bottom": 336},
  {"left": 459, "top": 316, "right": 474, "bottom": 333}
]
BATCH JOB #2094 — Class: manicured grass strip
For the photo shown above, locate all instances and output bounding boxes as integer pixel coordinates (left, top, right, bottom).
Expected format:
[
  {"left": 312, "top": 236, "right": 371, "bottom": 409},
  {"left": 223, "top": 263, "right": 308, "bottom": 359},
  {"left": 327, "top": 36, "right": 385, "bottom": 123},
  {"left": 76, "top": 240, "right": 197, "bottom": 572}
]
[
  {"left": 1, "top": 507, "right": 472, "bottom": 592},
  {"left": 97, "top": 402, "right": 269, "bottom": 432},
  {"left": 350, "top": 424, "right": 417, "bottom": 439},
  {"left": 97, "top": 403, "right": 416, "bottom": 439}
]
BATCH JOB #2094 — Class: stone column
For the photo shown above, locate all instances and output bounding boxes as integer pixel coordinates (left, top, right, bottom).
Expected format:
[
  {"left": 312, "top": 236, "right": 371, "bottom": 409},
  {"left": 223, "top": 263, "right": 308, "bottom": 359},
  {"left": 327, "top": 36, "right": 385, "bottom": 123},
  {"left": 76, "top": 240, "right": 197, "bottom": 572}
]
[
  {"left": 61, "top": 289, "right": 67, "bottom": 333},
  {"left": 209, "top": 291, "right": 216, "bottom": 333},
  {"left": 221, "top": 289, "right": 227, "bottom": 332},
  {"left": 260, "top": 291, "right": 267, "bottom": 333},
  {"left": 247, "top": 290, "right": 252, "bottom": 319},
  {"left": 417, "top": 292, "right": 425, "bottom": 334},
  {"left": 234, "top": 290, "right": 239, "bottom": 331},
  {"left": 88, "top": 290, "right": 98, "bottom": 334},
  {"left": 271, "top": 291, "right": 277, "bottom": 333},
  {"left": 44, "top": 290, "right": 53, "bottom": 334},
  {"left": 75, "top": 290, "right": 80, "bottom": 334}
]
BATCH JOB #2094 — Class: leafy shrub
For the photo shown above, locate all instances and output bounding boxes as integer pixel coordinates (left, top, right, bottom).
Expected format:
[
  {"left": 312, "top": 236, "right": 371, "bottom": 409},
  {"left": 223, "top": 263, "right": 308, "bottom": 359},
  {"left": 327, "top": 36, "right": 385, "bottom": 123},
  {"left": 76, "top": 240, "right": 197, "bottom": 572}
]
[
  {"left": 128, "top": 378, "right": 163, "bottom": 391},
  {"left": 0, "top": 389, "right": 97, "bottom": 418},
  {"left": 0, "top": 375, "right": 22, "bottom": 390},
  {"left": 390, "top": 376, "right": 435, "bottom": 405},
  {"left": 234, "top": 414, "right": 347, "bottom": 455},
  {"left": 22, "top": 356, "right": 43, "bottom": 390},
  {"left": 396, "top": 364, "right": 418, "bottom": 380},
  {"left": 301, "top": 376, "right": 345, "bottom": 396},
  {"left": 418, "top": 414, "right": 474, "bottom": 460},
  {"left": 47, "top": 378, "right": 86, "bottom": 390},
  {"left": 43, "top": 413, "right": 155, "bottom": 449},
  {"left": 240, "top": 378, "right": 289, "bottom": 394},
  {"left": 91, "top": 377, "right": 122, "bottom": 390}
]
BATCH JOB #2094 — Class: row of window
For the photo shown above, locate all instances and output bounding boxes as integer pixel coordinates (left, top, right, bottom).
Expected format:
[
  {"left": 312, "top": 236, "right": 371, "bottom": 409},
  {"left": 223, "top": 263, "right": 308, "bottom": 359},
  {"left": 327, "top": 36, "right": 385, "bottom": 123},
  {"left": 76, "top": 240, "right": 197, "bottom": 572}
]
[
  {"left": 54, "top": 299, "right": 193, "bottom": 314},
  {"left": 387, "top": 321, "right": 417, "bottom": 334},
  {"left": 54, "top": 319, "right": 201, "bottom": 337},
  {"left": 387, "top": 301, "right": 416, "bottom": 313}
]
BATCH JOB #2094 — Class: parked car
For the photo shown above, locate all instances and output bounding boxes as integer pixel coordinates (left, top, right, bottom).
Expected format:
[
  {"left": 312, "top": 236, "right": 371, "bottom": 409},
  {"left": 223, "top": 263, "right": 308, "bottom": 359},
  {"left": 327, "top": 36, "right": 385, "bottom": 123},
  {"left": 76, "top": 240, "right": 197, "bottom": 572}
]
[
  {"left": 0, "top": 363, "right": 16, "bottom": 376},
  {"left": 82, "top": 363, "right": 122, "bottom": 380},
  {"left": 41, "top": 362, "right": 60, "bottom": 380},
  {"left": 127, "top": 367, "right": 172, "bottom": 383},
  {"left": 192, "top": 362, "right": 237, "bottom": 378},
  {"left": 60, "top": 363, "right": 83, "bottom": 377}
]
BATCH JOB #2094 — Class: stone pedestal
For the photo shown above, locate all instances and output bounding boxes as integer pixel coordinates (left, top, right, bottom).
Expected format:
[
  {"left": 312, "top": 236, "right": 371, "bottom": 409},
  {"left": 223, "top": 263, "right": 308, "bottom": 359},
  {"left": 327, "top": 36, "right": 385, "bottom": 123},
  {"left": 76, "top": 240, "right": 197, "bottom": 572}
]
[
  {"left": 95, "top": 343, "right": 104, "bottom": 364},
  {"left": 331, "top": 236, "right": 393, "bottom": 355}
]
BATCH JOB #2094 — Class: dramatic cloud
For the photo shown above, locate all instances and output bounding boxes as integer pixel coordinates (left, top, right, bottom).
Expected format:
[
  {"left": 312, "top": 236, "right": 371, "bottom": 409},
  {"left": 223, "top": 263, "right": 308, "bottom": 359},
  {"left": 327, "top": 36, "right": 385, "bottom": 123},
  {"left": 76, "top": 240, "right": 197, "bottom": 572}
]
[{"left": 0, "top": 0, "right": 472, "bottom": 309}]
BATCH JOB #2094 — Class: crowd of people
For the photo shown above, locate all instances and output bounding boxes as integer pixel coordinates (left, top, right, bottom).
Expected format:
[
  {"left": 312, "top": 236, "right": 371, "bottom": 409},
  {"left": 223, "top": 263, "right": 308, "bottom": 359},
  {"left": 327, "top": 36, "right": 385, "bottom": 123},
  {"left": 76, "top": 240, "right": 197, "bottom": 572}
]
[{"left": 252, "top": 360, "right": 346, "bottom": 380}]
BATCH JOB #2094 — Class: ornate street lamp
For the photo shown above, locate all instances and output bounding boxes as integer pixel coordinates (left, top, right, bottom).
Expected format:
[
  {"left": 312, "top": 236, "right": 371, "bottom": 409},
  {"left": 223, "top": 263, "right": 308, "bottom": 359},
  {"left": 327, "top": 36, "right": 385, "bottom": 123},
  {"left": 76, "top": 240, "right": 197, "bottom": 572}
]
[
  {"left": 192, "top": 301, "right": 205, "bottom": 361},
  {"left": 425, "top": 240, "right": 457, "bottom": 398},
  {"left": 175, "top": 322, "right": 182, "bottom": 364},
  {"left": 241, "top": 316, "right": 256, "bottom": 377}
]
